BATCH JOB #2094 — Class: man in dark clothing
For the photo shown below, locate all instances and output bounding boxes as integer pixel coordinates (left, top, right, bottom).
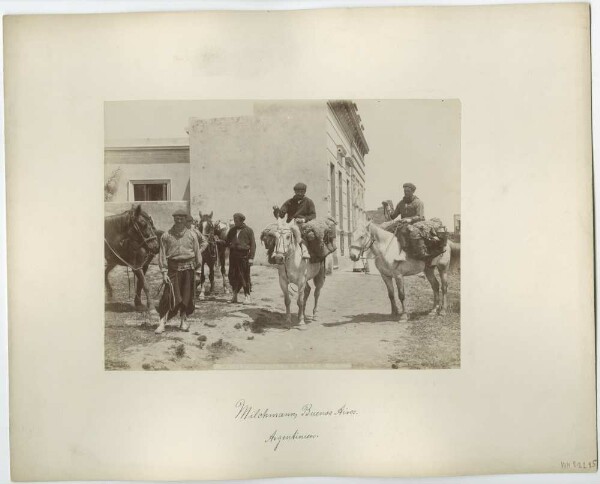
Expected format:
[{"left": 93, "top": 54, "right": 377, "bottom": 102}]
[
  {"left": 273, "top": 182, "right": 316, "bottom": 259},
  {"left": 383, "top": 183, "right": 428, "bottom": 261},
  {"left": 226, "top": 213, "right": 256, "bottom": 304}
]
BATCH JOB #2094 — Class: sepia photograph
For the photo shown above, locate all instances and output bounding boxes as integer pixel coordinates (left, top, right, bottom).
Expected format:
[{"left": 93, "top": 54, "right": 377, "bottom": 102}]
[
  {"left": 104, "top": 100, "right": 461, "bottom": 370},
  {"left": 6, "top": 4, "right": 595, "bottom": 481}
]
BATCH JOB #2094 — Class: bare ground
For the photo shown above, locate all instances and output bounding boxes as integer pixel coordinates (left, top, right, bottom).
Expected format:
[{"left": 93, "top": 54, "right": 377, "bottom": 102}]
[{"left": 105, "top": 262, "right": 460, "bottom": 371}]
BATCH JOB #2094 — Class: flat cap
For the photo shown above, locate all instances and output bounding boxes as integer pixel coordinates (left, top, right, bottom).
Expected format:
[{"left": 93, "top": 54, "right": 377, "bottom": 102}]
[
  {"left": 403, "top": 183, "right": 416, "bottom": 191},
  {"left": 172, "top": 209, "right": 188, "bottom": 217},
  {"left": 294, "top": 182, "right": 307, "bottom": 191},
  {"left": 233, "top": 212, "right": 246, "bottom": 221}
]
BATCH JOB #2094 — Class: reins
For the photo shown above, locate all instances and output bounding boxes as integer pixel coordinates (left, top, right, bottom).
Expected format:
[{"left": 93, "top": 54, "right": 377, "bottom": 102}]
[{"left": 104, "top": 238, "right": 151, "bottom": 272}]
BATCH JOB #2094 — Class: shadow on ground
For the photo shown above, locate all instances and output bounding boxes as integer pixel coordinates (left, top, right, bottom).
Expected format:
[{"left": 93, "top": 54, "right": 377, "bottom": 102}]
[
  {"left": 105, "top": 302, "right": 139, "bottom": 313},
  {"left": 236, "top": 308, "right": 296, "bottom": 333}
]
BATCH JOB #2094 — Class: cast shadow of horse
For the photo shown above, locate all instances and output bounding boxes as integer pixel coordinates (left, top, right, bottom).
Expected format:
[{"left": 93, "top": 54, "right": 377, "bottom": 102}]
[
  {"left": 323, "top": 310, "right": 434, "bottom": 327},
  {"left": 105, "top": 302, "right": 140, "bottom": 313},
  {"left": 236, "top": 308, "right": 297, "bottom": 333}
]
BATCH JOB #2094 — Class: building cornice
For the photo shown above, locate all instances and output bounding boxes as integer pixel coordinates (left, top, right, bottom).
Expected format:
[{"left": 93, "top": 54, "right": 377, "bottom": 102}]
[{"left": 327, "top": 101, "right": 370, "bottom": 159}]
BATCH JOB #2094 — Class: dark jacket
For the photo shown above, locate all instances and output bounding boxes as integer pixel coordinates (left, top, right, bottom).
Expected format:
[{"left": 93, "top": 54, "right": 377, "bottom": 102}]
[
  {"left": 277, "top": 196, "right": 317, "bottom": 223},
  {"left": 226, "top": 224, "right": 257, "bottom": 259},
  {"left": 391, "top": 196, "right": 425, "bottom": 221}
]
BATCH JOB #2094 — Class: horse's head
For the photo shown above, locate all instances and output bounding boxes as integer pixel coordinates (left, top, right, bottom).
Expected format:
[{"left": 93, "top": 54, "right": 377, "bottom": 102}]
[
  {"left": 198, "top": 211, "right": 215, "bottom": 237},
  {"left": 128, "top": 205, "right": 159, "bottom": 253},
  {"left": 349, "top": 220, "right": 373, "bottom": 262},
  {"left": 270, "top": 219, "right": 300, "bottom": 264}
]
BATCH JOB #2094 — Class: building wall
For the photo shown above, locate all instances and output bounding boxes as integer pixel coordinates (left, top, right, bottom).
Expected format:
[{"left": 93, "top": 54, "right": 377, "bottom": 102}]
[
  {"left": 325, "top": 106, "right": 367, "bottom": 264},
  {"left": 105, "top": 147, "right": 190, "bottom": 203},
  {"left": 189, "top": 102, "right": 328, "bottom": 265}
]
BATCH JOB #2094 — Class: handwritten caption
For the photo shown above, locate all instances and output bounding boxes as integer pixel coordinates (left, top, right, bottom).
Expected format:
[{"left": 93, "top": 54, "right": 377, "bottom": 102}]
[{"left": 234, "top": 399, "right": 359, "bottom": 451}]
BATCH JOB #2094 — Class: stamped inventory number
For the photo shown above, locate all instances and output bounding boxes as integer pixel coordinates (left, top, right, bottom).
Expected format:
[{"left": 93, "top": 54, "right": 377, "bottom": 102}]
[{"left": 560, "top": 459, "right": 597, "bottom": 470}]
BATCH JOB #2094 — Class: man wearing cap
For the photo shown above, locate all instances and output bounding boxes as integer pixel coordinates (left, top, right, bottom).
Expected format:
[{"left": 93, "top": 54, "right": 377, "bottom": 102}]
[
  {"left": 383, "top": 183, "right": 427, "bottom": 261},
  {"left": 273, "top": 182, "right": 316, "bottom": 259},
  {"left": 225, "top": 213, "right": 256, "bottom": 304},
  {"left": 155, "top": 209, "right": 203, "bottom": 334}
]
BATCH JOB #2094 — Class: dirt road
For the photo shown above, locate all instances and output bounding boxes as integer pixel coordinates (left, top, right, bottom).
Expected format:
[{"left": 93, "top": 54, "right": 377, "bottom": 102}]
[{"left": 105, "top": 262, "right": 460, "bottom": 370}]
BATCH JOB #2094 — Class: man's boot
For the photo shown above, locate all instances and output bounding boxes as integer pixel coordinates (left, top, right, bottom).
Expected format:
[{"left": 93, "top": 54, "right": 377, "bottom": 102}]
[
  {"left": 180, "top": 315, "right": 190, "bottom": 332},
  {"left": 300, "top": 241, "right": 311, "bottom": 259},
  {"left": 394, "top": 242, "right": 407, "bottom": 261},
  {"left": 394, "top": 232, "right": 407, "bottom": 261}
]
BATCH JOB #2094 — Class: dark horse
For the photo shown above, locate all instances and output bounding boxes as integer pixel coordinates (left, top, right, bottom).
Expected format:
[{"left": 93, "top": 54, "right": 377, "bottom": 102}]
[
  {"left": 104, "top": 205, "right": 160, "bottom": 310},
  {"left": 196, "top": 211, "right": 231, "bottom": 298}
]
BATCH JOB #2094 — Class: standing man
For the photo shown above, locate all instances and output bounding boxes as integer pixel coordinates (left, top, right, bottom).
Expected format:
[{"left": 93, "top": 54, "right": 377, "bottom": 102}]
[
  {"left": 155, "top": 209, "right": 203, "bottom": 334},
  {"left": 226, "top": 213, "right": 256, "bottom": 304},
  {"left": 383, "top": 183, "right": 427, "bottom": 261},
  {"left": 273, "top": 182, "right": 316, "bottom": 259}
]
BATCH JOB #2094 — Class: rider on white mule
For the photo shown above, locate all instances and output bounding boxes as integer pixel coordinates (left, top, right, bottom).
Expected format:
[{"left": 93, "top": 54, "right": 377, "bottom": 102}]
[
  {"left": 383, "top": 182, "right": 426, "bottom": 262},
  {"left": 273, "top": 182, "right": 316, "bottom": 260}
]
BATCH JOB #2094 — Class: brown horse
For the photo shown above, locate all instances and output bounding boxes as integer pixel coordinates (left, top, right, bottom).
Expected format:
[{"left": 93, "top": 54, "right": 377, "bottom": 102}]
[
  {"left": 196, "top": 211, "right": 231, "bottom": 297},
  {"left": 104, "top": 205, "right": 160, "bottom": 310}
]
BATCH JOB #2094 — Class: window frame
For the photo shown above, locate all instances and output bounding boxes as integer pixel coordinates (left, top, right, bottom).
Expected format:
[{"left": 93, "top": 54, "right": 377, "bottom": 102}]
[{"left": 128, "top": 179, "right": 171, "bottom": 202}]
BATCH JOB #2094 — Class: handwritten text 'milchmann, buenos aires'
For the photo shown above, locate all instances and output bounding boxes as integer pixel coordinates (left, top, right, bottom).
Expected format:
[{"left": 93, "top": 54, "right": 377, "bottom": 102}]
[{"left": 235, "top": 399, "right": 358, "bottom": 420}]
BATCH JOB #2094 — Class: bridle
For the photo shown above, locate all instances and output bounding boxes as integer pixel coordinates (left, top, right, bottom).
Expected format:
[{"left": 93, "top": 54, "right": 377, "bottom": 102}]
[
  {"left": 130, "top": 212, "right": 158, "bottom": 250},
  {"left": 349, "top": 223, "right": 374, "bottom": 259},
  {"left": 200, "top": 218, "right": 218, "bottom": 258},
  {"left": 273, "top": 226, "right": 294, "bottom": 262}
]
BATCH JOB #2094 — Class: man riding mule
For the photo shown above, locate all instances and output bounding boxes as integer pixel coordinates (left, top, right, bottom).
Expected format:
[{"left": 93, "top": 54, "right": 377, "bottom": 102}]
[
  {"left": 155, "top": 209, "right": 203, "bottom": 335},
  {"left": 382, "top": 182, "right": 445, "bottom": 262},
  {"left": 261, "top": 218, "right": 326, "bottom": 328},
  {"left": 350, "top": 220, "right": 458, "bottom": 319},
  {"left": 272, "top": 182, "right": 337, "bottom": 262}
]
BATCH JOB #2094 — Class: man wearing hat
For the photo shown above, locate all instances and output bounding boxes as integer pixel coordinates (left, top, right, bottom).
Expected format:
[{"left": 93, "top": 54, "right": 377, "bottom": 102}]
[
  {"left": 383, "top": 183, "right": 427, "bottom": 260},
  {"left": 273, "top": 182, "right": 316, "bottom": 259},
  {"left": 155, "top": 209, "right": 203, "bottom": 334},
  {"left": 225, "top": 212, "right": 256, "bottom": 304}
]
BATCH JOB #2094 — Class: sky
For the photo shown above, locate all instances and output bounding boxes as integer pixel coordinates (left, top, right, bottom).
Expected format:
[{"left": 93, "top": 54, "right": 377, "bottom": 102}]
[
  {"left": 106, "top": 99, "right": 461, "bottom": 226},
  {"left": 356, "top": 100, "right": 461, "bottom": 226}
]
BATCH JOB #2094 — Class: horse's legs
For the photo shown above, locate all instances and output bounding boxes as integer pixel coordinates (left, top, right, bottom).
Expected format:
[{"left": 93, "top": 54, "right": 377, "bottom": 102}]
[
  {"left": 134, "top": 269, "right": 152, "bottom": 313},
  {"left": 104, "top": 260, "right": 117, "bottom": 299},
  {"left": 198, "top": 262, "right": 206, "bottom": 300},
  {"left": 382, "top": 274, "right": 399, "bottom": 316},
  {"left": 311, "top": 264, "right": 325, "bottom": 322},
  {"left": 220, "top": 248, "right": 229, "bottom": 293},
  {"left": 134, "top": 264, "right": 150, "bottom": 310},
  {"left": 438, "top": 266, "right": 449, "bottom": 316},
  {"left": 208, "top": 261, "right": 215, "bottom": 295},
  {"left": 424, "top": 266, "right": 441, "bottom": 315},
  {"left": 394, "top": 275, "right": 408, "bottom": 321},
  {"left": 303, "top": 283, "right": 312, "bottom": 320},
  {"left": 296, "top": 279, "right": 307, "bottom": 327},
  {"left": 279, "top": 273, "right": 292, "bottom": 325}
]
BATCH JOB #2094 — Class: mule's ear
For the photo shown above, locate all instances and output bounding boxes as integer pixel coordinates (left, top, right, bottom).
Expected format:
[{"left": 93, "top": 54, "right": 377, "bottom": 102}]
[
  {"left": 134, "top": 204, "right": 142, "bottom": 217},
  {"left": 209, "top": 211, "right": 213, "bottom": 218},
  {"left": 198, "top": 211, "right": 203, "bottom": 218}
]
